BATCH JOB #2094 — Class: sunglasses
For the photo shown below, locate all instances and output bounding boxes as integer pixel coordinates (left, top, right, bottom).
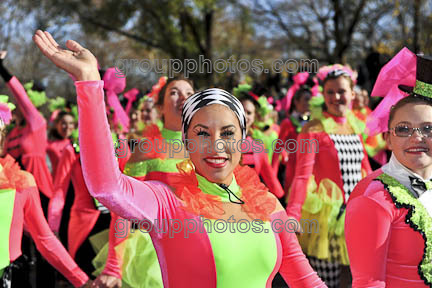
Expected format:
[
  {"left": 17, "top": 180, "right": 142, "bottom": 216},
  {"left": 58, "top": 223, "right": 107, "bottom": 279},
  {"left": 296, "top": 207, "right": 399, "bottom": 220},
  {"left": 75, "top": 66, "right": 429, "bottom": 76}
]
[{"left": 390, "top": 124, "right": 432, "bottom": 138}]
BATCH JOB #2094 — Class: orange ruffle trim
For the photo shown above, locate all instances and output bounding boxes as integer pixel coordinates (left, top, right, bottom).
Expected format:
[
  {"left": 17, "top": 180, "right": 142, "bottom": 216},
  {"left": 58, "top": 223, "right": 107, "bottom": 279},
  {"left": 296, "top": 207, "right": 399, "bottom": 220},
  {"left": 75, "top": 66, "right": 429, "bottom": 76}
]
[
  {"left": 169, "top": 160, "right": 276, "bottom": 221},
  {"left": 0, "top": 155, "right": 34, "bottom": 190},
  {"left": 141, "top": 124, "right": 166, "bottom": 159}
]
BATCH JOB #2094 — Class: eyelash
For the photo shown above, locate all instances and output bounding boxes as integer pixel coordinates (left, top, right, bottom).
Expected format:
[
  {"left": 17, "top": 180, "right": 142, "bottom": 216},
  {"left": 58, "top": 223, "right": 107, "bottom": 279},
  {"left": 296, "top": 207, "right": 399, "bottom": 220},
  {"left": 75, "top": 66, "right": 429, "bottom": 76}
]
[
  {"left": 195, "top": 129, "right": 235, "bottom": 137},
  {"left": 197, "top": 129, "right": 210, "bottom": 137},
  {"left": 221, "top": 130, "right": 234, "bottom": 137}
]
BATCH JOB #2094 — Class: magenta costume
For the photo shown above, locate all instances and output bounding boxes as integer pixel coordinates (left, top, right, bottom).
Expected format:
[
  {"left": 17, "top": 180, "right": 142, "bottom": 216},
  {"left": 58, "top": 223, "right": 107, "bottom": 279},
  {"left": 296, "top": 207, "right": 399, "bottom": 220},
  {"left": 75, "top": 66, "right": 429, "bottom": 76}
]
[
  {"left": 76, "top": 80, "right": 326, "bottom": 287},
  {"left": 47, "top": 138, "right": 71, "bottom": 177},
  {"left": 1, "top": 155, "right": 88, "bottom": 287},
  {"left": 4, "top": 76, "right": 54, "bottom": 199}
]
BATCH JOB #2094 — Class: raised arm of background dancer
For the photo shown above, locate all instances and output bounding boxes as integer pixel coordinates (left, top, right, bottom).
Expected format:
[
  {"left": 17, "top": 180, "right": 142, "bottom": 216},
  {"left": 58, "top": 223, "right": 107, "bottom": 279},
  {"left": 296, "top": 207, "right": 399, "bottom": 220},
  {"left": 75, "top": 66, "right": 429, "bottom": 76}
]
[{"left": 0, "top": 58, "right": 45, "bottom": 131}]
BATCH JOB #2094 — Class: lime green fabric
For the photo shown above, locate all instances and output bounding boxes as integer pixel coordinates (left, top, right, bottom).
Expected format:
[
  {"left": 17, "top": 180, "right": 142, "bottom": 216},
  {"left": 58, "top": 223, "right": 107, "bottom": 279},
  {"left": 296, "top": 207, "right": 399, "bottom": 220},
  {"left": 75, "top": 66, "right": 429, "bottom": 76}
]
[
  {"left": 124, "top": 158, "right": 183, "bottom": 177},
  {"left": 251, "top": 128, "right": 278, "bottom": 163},
  {"left": 206, "top": 220, "right": 277, "bottom": 288},
  {"left": 161, "top": 128, "right": 182, "bottom": 141},
  {"left": 196, "top": 173, "right": 241, "bottom": 202},
  {"left": 0, "top": 188, "right": 16, "bottom": 271}
]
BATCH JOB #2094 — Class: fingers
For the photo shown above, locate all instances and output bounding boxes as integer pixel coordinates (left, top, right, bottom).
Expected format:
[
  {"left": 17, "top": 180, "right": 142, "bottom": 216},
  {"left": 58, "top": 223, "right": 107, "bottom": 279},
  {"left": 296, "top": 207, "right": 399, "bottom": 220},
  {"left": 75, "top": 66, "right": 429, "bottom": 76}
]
[
  {"left": 44, "top": 31, "right": 60, "bottom": 49},
  {"left": 33, "top": 30, "right": 57, "bottom": 57},
  {"left": 66, "top": 39, "right": 86, "bottom": 53},
  {"left": 0, "top": 51, "right": 7, "bottom": 60}
]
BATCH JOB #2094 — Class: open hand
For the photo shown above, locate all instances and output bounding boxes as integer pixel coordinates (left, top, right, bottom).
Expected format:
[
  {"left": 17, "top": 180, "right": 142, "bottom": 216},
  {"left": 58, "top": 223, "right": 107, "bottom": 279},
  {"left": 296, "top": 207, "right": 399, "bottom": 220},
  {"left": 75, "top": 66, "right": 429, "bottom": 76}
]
[{"left": 32, "top": 30, "right": 100, "bottom": 81}]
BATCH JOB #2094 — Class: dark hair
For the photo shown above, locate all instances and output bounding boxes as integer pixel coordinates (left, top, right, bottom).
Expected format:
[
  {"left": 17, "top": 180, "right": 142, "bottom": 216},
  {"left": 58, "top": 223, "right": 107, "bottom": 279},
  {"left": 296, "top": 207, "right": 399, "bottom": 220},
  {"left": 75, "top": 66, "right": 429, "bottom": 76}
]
[
  {"left": 49, "top": 111, "right": 75, "bottom": 140},
  {"left": 322, "top": 71, "right": 354, "bottom": 90},
  {"left": 237, "top": 92, "right": 259, "bottom": 110},
  {"left": 156, "top": 76, "right": 194, "bottom": 107},
  {"left": 388, "top": 95, "right": 432, "bottom": 129},
  {"left": 291, "top": 87, "right": 312, "bottom": 113},
  {"left": 321, "top": 70, "right": 354, "bottom": 113}
]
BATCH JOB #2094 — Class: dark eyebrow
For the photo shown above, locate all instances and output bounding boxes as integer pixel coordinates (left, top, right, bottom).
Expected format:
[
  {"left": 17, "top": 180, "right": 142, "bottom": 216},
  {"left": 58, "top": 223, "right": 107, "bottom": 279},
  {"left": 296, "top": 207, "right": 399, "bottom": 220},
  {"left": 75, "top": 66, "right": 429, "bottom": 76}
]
[
  {"left": 221, "top": 125, "right": 236, "bottom": 130},
  {"left": 193, "top": 124, "right": 208, "bottom": 129},
  {"left": 395, "top": 121, "right": 412, "bottom": 125},
  {"left": 193, "top": 124, "right": 236, "bottom": 130}
]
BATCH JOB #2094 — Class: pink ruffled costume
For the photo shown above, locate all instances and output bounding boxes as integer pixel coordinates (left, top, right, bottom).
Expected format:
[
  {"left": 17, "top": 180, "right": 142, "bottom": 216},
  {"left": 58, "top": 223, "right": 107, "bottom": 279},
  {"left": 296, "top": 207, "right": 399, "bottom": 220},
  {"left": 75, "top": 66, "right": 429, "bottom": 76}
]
[
  {"left": 3, "top": 154, "right": 88, "bottom": 287},
  {"left": 75, "top": 80, "right": 326, "bottom": 287}
]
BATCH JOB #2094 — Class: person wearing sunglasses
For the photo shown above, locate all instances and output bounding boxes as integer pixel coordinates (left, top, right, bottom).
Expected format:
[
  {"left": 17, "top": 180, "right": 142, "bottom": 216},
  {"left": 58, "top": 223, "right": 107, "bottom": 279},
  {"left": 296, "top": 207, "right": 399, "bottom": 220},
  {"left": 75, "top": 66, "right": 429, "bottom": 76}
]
[{"left": 346, "top": 49, "right": 432, "bottom": 287}]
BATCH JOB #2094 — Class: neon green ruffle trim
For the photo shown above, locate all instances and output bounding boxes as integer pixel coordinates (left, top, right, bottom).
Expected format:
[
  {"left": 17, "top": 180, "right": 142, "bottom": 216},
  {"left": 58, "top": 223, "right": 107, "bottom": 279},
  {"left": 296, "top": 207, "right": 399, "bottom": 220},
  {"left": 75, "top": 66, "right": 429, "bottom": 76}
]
[
  {"left": 309, "top": 95, "right": 365, "bottom": 134},
  {"left": 377, "top": 173, "right": 432, "bottom": 286}
]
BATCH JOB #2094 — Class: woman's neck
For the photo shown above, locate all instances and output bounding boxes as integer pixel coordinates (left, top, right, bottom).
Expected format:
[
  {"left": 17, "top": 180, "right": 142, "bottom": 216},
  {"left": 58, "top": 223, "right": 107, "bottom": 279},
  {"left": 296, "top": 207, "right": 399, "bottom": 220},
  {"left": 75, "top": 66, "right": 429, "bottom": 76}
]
[{"left": 323, "top": 111, "right": 347, "bottom": 124}]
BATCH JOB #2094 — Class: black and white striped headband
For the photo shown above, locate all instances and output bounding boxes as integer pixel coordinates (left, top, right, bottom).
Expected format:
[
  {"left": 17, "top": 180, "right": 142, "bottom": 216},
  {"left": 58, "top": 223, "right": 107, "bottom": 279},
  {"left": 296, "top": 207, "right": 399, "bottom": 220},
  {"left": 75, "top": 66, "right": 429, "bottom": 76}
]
[
  {"left": 326, "top": 69, "right": 351, "bottom": 79},
  {"left": 182, "top": 88, "right": 247, "bottom": 141}
]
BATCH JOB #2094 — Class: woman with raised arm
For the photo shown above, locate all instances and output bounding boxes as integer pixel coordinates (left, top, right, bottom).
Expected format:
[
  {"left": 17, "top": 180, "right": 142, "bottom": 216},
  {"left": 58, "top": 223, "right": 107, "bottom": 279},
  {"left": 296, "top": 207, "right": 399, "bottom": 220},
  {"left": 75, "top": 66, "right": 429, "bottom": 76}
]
[
  {"left": 33, "top": 30, "right": 326, "bottom": 288},
  {"left": 346, "top": 48, "right": 432, "bottom": 287},
  {"left": 0, "top": 96, "right": 91, "bottom": 288},
  {"left": 93, "top": 76, "right": 194, "bottom": 288},
  {"left": 0, "top": 51, "right": 54, "bottom": 208},
  {"left": 0, "top": 50, "right": 60, "bottom": 287}
]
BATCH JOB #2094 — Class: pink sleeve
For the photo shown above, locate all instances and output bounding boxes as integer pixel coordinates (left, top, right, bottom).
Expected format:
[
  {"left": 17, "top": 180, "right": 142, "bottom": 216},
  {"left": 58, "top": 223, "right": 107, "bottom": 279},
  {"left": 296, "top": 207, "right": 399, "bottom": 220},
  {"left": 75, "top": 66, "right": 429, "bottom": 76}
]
[
  {"left": 48, "top": 146, "right": 75, "bottom": 232},
  {"left": 75, "top": 80, "right": 176, "bottom": 222},
  {"left": 345, "top": 188, "right": 393, "bottom": 288},
  {"left": 286, "top": 132, "right": 318, "bottom": 221},
  {"left": 7, "top": 76, "right": 46, "bottom": 131},
  {"left": 272, "top": 211, "right": 326, "bottom": 287},
  {"left": 102, "top": 213, "right": 128, "bottom": 278},
  {"left": 259, "top": 153, "right": 284, "bottom": 198},
  {"left": 24, "top": 185, "right": 89, "bottom": 287}
]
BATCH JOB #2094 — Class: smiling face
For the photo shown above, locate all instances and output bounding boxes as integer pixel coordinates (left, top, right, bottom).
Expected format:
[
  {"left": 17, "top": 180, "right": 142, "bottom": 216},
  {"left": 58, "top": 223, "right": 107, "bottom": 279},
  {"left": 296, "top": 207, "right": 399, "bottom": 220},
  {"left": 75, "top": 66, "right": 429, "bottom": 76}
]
[
  {"left": 56, "top": 114, "right": 75, "bottom": 139},
  {"left": 161, "top": 80, "right": 194, "bottom": 131},
  {"left": 385, "top": 102, "right": 432, "bottom": 179},
  {"left": 323, "top": 76, "right": 355, "bottom": 117},
  {"left": 186, "top": 104, "right": 242, "bottom": 185}
]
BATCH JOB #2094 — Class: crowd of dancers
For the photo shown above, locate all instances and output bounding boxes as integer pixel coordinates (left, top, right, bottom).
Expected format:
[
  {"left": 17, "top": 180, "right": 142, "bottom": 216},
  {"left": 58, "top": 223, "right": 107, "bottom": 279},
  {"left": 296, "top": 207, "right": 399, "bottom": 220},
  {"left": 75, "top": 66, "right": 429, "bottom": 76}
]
[{"left": 0, "top": 30, "right": 431, "bottom": 288}]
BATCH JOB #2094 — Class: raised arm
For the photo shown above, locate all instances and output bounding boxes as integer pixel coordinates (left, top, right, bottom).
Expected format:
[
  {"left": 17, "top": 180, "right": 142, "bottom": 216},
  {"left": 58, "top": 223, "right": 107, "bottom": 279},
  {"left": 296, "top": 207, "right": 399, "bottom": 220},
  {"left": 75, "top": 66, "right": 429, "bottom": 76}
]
[
  {"left": 0, "top": 54, "right": 45, "bottom": 131},
  {"left": 33, "top": 30, "right": 175, "bottom": 222}
]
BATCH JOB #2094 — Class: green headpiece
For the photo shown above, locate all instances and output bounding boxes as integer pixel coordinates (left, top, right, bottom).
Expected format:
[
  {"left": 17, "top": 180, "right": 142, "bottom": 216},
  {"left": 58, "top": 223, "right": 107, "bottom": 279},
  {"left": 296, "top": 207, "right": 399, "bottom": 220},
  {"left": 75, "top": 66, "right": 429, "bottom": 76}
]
[{"left": 23, "top": 81, "right": 47, "bottom": 108}]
